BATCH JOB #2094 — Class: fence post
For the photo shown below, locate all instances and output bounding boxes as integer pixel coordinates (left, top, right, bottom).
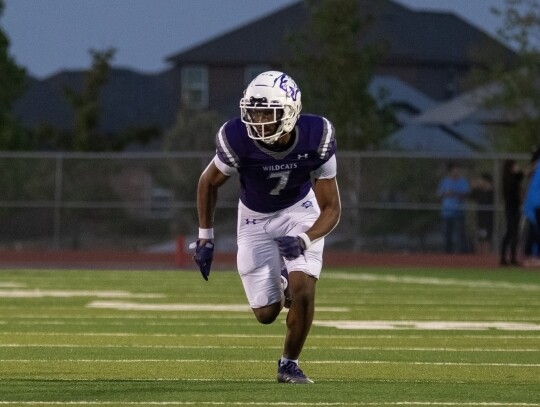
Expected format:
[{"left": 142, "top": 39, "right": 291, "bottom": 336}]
[
  {"left": 175, "top": 235, "right": 189, "bottom": 267},
  {"left": 492, "top": 156, "right": 501, "bottom": 254},
  {"left": 52, "top": 153, "right": 63, "bottom": 249}
]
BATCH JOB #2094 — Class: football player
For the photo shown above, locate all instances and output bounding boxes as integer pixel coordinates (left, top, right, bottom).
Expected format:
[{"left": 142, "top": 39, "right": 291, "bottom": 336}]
[{"left": 193, "top": 71, "right": 341, "bottom": 384}]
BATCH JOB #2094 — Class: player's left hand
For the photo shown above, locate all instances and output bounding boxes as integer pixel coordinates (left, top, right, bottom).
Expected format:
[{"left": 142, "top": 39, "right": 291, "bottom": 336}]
[
  {"left": 191, "top": 240, "right": 214, "bottom": 281},
  {"left": 274, "top": 236, "right": 305, "bottom": 260}
]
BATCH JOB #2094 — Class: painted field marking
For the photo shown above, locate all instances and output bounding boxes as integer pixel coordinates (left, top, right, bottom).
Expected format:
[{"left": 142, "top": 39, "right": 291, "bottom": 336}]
[
  {"left": 0, "top": 402, "right": 538, "bottom": 406},
  {"left": 86, "top": 302, "right": 250, "bottom": 312},
  {"left": 0, "top": 282, "right": 25, "bottom": 288},
  {"left": 1, "top": 332, "right": 540, "bottom": 341},
  {"left": 86, "top": 301, "right": 348, "bottom": 312},
  {"left": 8, "top": 320, "right": 257, "bottom": 327},
  {"left": 326, "top": 272, "right": 540, "bottom": 291},
  {"left": 313, "top": 320, "right": 540, "bottom": 331},
  {"left": 0, "top": 289, "right": 164, "bottom": 299},
  {"left": 0, "top": 344, "right": 537, "bottom": 352},
  {"left": 2, "top": 359, "right": 539, "bottom": 367},
  {"left": 0, "top": 332, "right": 286, "bottom": 338},
  {"left": 2, "top": 314, "right": 255, "bottom": 319}
]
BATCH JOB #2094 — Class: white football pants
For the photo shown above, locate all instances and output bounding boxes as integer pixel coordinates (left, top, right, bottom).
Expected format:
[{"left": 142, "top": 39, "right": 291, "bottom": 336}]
[{"left": 236, "top": 189, "right": 324, "bottom": 309}]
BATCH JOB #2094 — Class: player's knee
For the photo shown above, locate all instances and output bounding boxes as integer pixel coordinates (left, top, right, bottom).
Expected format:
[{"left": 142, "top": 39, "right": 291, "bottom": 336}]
[
  {"left": 252, "top": 303, "right": 281, "bottom": 324},
  {"left": 256, "top": 313, "right": 278, "bottom": 325}
]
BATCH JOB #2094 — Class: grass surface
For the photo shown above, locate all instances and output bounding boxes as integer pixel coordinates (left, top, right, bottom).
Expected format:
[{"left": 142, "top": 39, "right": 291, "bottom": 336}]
[{"left": 0, "top": 265, "right": 538, "bottom": 406}]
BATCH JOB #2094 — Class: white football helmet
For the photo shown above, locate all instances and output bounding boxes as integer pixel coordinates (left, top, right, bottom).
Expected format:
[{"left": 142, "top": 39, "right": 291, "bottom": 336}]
[{"left": 240, "top": 71, "right": 302, "bottom": 144}]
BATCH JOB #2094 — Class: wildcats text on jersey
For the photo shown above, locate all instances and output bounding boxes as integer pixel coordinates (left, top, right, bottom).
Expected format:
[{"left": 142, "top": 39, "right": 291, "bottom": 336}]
[{"left": 263, "top": 163, "right": 298, "bottom": 171}]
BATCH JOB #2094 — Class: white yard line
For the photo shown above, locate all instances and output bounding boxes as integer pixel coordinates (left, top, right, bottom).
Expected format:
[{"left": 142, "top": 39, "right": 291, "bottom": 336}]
[
  {"left": 1, "top": 359, "right": 539, "bottom": 367},
  {"left": 0, "top": 282, "right": 25, "bottom": 288},
  {"left": 326, "top": 272, "right": 540, "bottom": 291},
  {"left": 0, "top": 344, "right": 537, "bottom": 352},
  {"left": 86, "top": 301, "right": 348, "bottom": 312},
  {"left": 0, "top": 332, "right": 539, "bottom": 339},
  {"left": 7, "top": 321, "right": 257, "bottom": 326},
  {"left": 313, "top": 320, "right": 540, "bottom": 331},
  {"left": 0, "top": 314, "right": 255, "bottom": 319},
  {"left": 0, "top": 402, "right": 538, "bottom": 406},
  {"left": 0, "top": 289, "right": 164, "bottom": 299}
]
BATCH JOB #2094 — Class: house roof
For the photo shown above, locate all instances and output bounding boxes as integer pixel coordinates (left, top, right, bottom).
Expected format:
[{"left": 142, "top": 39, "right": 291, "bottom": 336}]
[
  {"left": 385, "top": 123, "right": 490, "bottom": 154},
  {"left": 166, "top": 0, "right": 513, "bottom": 67},
  {"left": 369, "top": 75, "right": 436, "bottom": 111},
  {"left": 166, "top": 2, "right": 309, "bottom": 65},
  {"left": 14, "top": 69, "right": 177, "bottom": 133},
  {"left": 411, "top": 82, "right": 515, "bottom": 126}
]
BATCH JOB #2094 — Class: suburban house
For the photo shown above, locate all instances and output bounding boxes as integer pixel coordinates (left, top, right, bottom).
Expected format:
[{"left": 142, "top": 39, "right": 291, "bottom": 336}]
[
  {"left": 166, "top": 0, "right": 514, "bottom": 117},
  {"left": 14, "top": 0, "right": 516, "bottom": 152}
]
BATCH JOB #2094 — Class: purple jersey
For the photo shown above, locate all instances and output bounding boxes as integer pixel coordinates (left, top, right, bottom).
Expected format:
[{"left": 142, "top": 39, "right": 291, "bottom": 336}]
[{"left": 215, "top": 114, "right": 336, "bottom": 213}]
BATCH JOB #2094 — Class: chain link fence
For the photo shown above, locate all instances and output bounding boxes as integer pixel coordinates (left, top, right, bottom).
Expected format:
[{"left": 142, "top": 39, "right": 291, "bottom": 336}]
[{"left": 0, "top": 150, "right": 529, "bottom": 254}]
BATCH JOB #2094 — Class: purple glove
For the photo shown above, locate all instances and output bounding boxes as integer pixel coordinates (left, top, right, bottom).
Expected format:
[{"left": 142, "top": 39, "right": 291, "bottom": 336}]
[
  {"left": 193, "top": 240, "right": 214, "bottom": 281},
  {"left": 274, "top": 236, "right": 304, "bottom": 260}
]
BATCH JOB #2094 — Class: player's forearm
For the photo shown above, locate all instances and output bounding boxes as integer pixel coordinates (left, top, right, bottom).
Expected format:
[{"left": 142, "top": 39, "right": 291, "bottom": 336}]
[
  {"left": 196, "top": 162, "right": 230, "bottom": 229},
  {"left": 305, "top": 205, "right": 341, "bottom": 243},
  {"left": 307, "top": 178, "right": 341, "bottom": 243},
  {"left": 197, "top": 178, "right": 218, "bottom": 229}
]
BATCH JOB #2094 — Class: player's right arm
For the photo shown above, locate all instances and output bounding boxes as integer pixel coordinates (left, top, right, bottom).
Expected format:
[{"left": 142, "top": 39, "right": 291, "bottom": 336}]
[
  {"left": 192, "top": 158, "right": 231, "bottom": 281},
  {"left": 197, "top": 159, "right": 230, "bottom": 237}
]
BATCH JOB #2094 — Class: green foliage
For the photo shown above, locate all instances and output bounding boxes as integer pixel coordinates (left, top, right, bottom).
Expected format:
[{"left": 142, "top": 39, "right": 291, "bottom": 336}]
[
  {"left": 359, "top": 157, "right": 441, "bottom": 249},
  {"left": 286, "top": 0, "right": 396, "bottom": 150},
  {"left": 162, "top": 108, "right": 224, "bottom": 152},
  {"left": 161, "top": 108, "right": 225, "bottom": 233},
  {"left": 63, "top": 48, "right": 116, "bottom": 151},
  {"left": 56, "top": 48, "right": 160, "bottom": 152},
  {"left": 0, "top": 0, "right": 28, "bottom": 149},
  {"left": 482, "top": 0, "right": 540, "bottom": 152}
]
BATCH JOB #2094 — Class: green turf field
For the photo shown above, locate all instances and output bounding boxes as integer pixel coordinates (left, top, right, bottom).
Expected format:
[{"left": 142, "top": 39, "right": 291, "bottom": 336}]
[{"left": 0, "top": 266, "right": 538, "bottom": 406}]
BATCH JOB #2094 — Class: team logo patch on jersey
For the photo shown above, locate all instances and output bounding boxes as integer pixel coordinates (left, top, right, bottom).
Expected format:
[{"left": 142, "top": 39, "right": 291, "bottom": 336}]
[
  {"left": 245, "top": 218, "right": 258, "bottom": 225},
  {"left": 301, "top": 201, "right": 313, "bottom": 209}
]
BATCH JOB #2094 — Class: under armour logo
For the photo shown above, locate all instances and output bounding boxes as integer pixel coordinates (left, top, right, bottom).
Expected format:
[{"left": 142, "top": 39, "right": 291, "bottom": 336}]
[
  {"left": 302, "top": 201, "right": 313, "bottom": 208},
  {"left": 297, "top": 153, "right": 308, "bottom": 159},
  {"left": 245, "top": 219, "right": 258, "bottom": 225}
]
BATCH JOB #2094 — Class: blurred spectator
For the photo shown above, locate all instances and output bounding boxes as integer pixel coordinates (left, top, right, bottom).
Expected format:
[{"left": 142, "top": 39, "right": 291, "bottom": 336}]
[
  {"left": 523, "top": 146, "right": 540, "bottom": 266},
  {"left": 500, "top": 160, "right": 524, "bottom": 266},
  {"left": 437, "top": 162, "right": 470, "bottom": 254},
  {"left": 470, "top": 173, "right": 494, "bottom": 254}
]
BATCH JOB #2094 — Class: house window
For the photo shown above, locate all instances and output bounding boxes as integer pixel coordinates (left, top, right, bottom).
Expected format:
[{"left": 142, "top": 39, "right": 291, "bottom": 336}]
[
  {"left": 244, "top": 65, "right": 271, "bottom": 86},
  {"left": 181, "top": 66, "right": 208, "bottom": 108}
]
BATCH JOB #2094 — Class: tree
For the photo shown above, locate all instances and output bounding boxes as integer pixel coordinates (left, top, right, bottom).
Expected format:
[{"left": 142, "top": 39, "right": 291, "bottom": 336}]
[
  {"left": 286, "top": 0, "right": 396, "bottom": 150},
  {"left": 160, "top": 108, "right": 225, "bottom": 234},
  {"left": 161, "top": 108, "right": 224, "bottom": 152},
  {"left": 63, "top": 48, "right": 116, "bottom": 151},
  {"left": 482, "top": 0, "right": 540, "bottom": 151},
  {"left": 60, "top": 47, "right": 161, "bottom": 151},
  {"left": 0, "top": 0, "right": 27, "bottom": 149}
]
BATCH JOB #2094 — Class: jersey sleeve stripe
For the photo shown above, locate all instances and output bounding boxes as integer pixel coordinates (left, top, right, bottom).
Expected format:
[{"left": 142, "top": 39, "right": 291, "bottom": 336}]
[
  {"left": 216, "top": 123, "right": 240, "bottom": 168},
  {"left": 317, "top": 117, "right": 335, "bottom": 160},
  {"left": 213, "top": 155, "right": 237, "bottom": 176}
]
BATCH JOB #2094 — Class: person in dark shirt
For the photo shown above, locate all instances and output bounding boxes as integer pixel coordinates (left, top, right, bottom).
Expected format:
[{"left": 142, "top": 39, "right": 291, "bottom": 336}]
[
  {"left": 500, "top": 160, "right": 524, "bottom": 266},
  {"left": 192, "top": 71, "right": 341, "bottom": 384},
  {"left": 470, "top": 173, "right": 494, "bottom": 254}
]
